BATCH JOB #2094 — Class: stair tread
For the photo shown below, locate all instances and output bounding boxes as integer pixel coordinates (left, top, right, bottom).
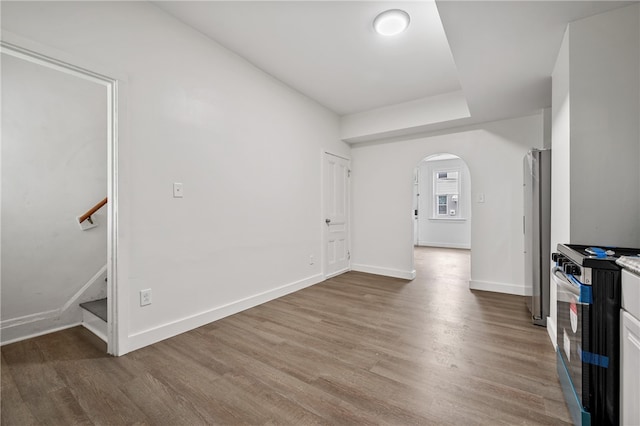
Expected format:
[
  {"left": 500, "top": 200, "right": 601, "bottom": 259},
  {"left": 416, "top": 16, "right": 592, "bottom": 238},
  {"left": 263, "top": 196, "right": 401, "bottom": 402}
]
[{"left": 79, "top": 298, "right": 107, "bottom": 322}]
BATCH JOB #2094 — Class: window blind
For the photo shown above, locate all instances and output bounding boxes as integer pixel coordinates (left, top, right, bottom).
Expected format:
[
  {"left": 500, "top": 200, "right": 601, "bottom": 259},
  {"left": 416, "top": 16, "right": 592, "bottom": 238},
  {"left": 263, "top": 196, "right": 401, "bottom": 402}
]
[{"left": 435, "top": 171, "right": 459, "bottom": 195}]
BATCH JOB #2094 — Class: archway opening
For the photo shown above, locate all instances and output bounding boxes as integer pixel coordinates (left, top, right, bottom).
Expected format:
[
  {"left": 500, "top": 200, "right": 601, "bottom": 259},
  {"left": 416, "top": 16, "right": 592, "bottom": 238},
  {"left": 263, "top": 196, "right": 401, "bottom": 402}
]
[{"left": 413, "top": 153, "right": 472, "bottom": 281}]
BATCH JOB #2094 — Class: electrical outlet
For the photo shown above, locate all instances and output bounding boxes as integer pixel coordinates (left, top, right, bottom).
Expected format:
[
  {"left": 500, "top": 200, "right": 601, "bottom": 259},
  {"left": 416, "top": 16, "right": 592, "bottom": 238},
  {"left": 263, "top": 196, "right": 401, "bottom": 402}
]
[
  {"left": 309, "top": 255, "right": 315, "bottom": 265},
  {"left": 140, "top": 289, "right": 152, "bottom": 306}
]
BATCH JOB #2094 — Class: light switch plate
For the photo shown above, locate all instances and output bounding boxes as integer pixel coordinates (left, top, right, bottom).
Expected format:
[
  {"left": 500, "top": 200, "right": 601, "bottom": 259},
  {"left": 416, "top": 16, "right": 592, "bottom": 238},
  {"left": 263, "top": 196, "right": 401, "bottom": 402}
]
[{"left": 173, "top": 182, "right": 183, "bottom": 198}]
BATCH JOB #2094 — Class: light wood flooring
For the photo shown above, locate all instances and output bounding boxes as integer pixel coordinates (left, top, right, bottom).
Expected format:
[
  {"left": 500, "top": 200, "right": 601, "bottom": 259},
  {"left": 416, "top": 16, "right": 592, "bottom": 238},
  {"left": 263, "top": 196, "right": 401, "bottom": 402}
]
[{"left": 1, "top": 247, "right": 571, "bottom": 425}]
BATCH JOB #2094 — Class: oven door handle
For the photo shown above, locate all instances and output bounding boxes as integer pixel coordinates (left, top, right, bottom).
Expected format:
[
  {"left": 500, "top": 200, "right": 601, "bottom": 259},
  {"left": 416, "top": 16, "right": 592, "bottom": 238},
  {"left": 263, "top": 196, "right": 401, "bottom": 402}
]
[
  {"left": 551, "top": 266, "right": 591, "bottom": 305},
  {"left": 552, "top": 267, "right": 578, "bottom": 291}
]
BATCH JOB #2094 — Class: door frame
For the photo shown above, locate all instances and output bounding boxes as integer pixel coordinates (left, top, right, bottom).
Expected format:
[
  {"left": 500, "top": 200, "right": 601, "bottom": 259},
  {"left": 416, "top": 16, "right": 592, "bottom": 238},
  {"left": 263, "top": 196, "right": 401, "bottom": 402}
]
[
  {"left": 1, "top": 36, "right": 122, "bottom": 355},
  {"left": 322, "top": 151, "right": 351, "bottom": 279}
]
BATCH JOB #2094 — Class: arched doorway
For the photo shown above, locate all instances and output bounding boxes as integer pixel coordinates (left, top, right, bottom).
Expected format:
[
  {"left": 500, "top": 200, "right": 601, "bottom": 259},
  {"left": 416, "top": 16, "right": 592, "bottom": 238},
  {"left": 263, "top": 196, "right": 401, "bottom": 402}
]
[{"left": 413, "top": 153, "right": 472, "bottom": 278}]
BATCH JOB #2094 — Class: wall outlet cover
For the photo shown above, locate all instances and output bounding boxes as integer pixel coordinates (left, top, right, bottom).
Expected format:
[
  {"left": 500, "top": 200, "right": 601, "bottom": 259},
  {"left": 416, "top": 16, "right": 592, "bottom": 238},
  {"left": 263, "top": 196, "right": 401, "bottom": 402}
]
[{"left": 140, "top": 289, "right": 152, "bottom": 306}]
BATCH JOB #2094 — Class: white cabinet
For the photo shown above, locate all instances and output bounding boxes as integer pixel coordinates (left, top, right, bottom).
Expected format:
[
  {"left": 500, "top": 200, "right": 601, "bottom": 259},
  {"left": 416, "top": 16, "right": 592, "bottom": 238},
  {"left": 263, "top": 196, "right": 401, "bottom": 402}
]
[
  {"left": 621, "top": 311, "right": 640, "bottom": 426},
  {"left": 621, "top": 269, "right": 640, "bottom": 426}
]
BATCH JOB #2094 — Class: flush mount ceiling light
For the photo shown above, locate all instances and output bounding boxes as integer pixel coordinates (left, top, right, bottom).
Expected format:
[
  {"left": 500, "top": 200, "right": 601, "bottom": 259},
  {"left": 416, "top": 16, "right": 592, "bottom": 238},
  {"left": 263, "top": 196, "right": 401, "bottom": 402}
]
[{"left": 373, "top": 9, "right": 410, "bottom": 36}]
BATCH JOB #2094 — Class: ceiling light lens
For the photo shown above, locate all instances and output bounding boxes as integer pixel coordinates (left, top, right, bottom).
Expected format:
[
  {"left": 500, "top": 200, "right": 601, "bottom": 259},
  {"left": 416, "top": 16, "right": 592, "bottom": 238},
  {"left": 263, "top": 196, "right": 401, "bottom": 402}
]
[{"left": 373, "top": 9, "right": 410, "bottom": 36}]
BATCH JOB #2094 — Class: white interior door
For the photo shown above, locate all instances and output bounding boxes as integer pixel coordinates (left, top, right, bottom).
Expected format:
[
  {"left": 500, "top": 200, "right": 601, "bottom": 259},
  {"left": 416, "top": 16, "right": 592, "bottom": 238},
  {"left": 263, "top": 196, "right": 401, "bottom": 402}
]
[{"left": 324, "top": 153, "right": 350, "bottom": 278}]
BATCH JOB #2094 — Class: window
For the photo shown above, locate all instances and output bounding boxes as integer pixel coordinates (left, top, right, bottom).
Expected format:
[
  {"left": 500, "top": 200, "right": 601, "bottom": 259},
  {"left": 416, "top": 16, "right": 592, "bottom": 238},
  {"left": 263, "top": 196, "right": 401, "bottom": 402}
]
[
  {"left": 437, "top": 195, "right": 448, "bottom": 215},
  {"left": 434, "top": 170, "right": 460, "bottom": 218}
]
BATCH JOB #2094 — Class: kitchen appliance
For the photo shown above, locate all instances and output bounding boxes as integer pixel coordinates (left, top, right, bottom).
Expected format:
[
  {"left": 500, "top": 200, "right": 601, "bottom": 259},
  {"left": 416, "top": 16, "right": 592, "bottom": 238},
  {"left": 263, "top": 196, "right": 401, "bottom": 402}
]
[
  {"left": 552, "top": 243, "right": 640, "bottom": 426},
  {"left": 523, "top": 148, "right": 551, "bottom": 326}
]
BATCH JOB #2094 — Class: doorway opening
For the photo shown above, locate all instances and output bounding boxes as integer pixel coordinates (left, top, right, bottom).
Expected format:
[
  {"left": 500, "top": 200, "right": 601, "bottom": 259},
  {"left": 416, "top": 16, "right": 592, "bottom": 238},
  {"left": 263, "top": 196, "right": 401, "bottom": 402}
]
[
  {"left": 0, "top": 40, "right": 119, "bottom": 354},
  {"left": 413, "top": 153, "right": 471, "bottom": 278}
]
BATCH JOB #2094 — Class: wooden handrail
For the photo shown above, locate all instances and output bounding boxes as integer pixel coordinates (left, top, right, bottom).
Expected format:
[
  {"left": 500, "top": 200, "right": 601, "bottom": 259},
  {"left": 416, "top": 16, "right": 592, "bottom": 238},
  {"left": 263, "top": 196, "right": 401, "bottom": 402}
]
[{"left": 79, "top": 197, "right": 107, "bottom": 224}]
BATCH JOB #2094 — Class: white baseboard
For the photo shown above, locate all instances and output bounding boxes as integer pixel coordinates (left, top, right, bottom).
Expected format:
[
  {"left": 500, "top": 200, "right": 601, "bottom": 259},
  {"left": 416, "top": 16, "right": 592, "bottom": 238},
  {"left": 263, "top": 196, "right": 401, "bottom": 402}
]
[
  {"left": 351, "top": 264, "right": 416, "bottom": 280},
  {"left": 1, "top": 321, "right": 81, "bottom": 346},
  {"left": 1, "top": 265, "right": 107, "bottom": 346},
  {"left": 1, "top": 309, "right": 61, "bottom": 345},
  {"left": 325, "top": 268, "right": 350, "bottom": 279},
  {"left": 82, "top": 310, "right": 108, "bottom": 343},
  {"left": 0, "top": 308, "right": 60, "bottom": 330},
  {"left": 546, "top": 315, "right": 557, "bottom": 349},
  {"left": 126, "top": 273, "right": 325, "bottom": 354},
  {"left": 417, "top": 242, "right": 471, "bottom": 250},
  {"left": 469, "top": 280, "right": 526, "bottom": 296}
]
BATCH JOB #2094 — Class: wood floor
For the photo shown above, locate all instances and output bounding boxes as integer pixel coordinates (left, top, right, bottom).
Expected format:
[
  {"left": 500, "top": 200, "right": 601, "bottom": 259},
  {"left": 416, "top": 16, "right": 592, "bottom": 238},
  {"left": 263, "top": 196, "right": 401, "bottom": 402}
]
[{"left": 1, "top": 247, "right": 571, "bottom": 425}]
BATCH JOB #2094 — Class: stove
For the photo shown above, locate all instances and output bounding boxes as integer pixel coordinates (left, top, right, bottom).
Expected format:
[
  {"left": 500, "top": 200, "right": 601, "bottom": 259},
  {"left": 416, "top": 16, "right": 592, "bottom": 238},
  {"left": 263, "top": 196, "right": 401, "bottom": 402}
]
[
  {"left": 556, "top": 244, "right": 640, "bottom": 270},
  {"left": 552, "top": 243, "right": 640, "bottom": 426}
]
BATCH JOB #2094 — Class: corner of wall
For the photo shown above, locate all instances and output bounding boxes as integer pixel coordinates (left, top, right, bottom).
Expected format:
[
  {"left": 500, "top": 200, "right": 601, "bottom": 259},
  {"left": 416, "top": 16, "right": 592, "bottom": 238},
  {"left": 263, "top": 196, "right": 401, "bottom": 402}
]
[
  {"left": 351, "top": 264, "right": 416, "bottom": 280},
  {"left": 546, "top": 315, "right": 557, "bottom": 349},
  {"left": 543, "top": 107, "right": 552, "bottom": 149},
  {"left": 469, "top": 280, "right": 527, "bottom": 296}
]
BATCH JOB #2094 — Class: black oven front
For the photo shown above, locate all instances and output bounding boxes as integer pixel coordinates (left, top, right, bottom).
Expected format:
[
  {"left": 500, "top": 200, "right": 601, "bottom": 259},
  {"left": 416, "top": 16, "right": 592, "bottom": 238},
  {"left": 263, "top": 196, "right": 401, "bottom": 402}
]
[
  {"left": 552, "top": 244, "right": 633, "bottom": 426},
  {"left": 554, "top": 266, "right": 591, "bottom": 410}
]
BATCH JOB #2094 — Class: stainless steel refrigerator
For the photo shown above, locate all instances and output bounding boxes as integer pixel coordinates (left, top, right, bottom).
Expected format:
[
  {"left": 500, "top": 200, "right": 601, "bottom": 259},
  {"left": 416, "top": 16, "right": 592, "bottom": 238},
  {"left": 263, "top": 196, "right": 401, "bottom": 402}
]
[{"left": 523, "top": 148, "right": 551, "bottom": 326}]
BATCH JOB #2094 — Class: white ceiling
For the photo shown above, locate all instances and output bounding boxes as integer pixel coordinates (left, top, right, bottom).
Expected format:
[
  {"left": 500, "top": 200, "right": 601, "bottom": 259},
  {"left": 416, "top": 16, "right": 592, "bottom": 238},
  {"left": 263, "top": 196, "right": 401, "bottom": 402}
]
[
  {"left": 155, "top": 1, "right": 461, "bottom": 116},
  {"left": 436, "top": 0, "right": 635, "bottom": 123},
  {"left": 155, "top": 1, "right": 634, "bottom": 132}
]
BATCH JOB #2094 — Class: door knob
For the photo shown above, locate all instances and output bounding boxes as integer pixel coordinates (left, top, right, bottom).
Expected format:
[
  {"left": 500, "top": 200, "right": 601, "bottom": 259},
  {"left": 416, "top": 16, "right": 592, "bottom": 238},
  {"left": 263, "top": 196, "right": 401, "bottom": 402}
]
[{"left": 325, "top": 218, "right": 331, "bottom": 224}]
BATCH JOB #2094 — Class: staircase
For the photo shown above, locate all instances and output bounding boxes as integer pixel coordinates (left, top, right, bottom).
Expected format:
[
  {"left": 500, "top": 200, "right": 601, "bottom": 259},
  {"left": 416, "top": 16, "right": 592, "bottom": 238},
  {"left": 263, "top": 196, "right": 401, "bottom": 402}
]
[
  {"left": 79, "top": 298, "right": 107, "bottom": 342},
  {"left": 77, "top": 198, "right": 109, "bottom": 344}
]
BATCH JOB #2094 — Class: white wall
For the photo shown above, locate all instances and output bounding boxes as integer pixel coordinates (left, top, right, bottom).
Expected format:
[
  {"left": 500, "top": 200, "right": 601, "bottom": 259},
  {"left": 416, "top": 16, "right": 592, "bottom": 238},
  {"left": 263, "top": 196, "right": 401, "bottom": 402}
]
[
  {"left": 2, "top": 1, "right": 349, "bottom": 354},
  {"left": 340, "top": 91, "right": 470, "bottom": 143},
  {"left": 568, "top": 4, "right": 640, "bottom": 246},
  {"left": 549, "top": 3, "right": 640, "bottom": 346},
  {"left": 351, "top": 114, "right": 544, "bottom": 293},
  {"left": 416, "top": 157, "right": 471, "bottom": 249},
  {"left": 1, "top": 52, "right": 107, "bottom": 343}
]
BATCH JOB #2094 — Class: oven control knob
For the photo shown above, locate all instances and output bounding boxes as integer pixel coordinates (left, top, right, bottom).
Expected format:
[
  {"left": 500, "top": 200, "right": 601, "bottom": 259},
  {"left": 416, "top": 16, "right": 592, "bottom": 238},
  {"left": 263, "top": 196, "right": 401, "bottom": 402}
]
[
  {"left": 552, "top": 253, "right": 561, "bottom": 262},
  {"left": 563, "top": 263, "right": 580, "bottom": 276}
]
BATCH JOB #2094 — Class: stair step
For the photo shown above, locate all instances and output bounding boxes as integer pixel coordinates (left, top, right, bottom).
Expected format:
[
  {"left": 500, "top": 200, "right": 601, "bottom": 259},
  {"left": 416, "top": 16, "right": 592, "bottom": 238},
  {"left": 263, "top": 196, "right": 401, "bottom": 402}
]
[{"left": 79, "top": 298, "right": 107, "bottom": 322}]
